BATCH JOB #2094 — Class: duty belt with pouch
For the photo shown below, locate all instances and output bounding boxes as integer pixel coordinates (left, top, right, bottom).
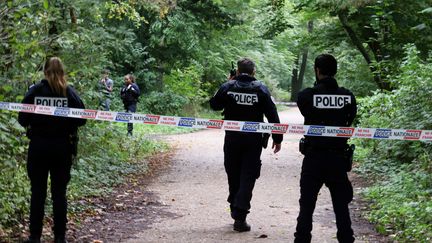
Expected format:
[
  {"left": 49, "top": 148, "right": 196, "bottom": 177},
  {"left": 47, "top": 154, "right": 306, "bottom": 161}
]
[
  {"left": 70, "top": 132, "right": 79, "bottom": 157},
  {"left": 299, "top": 138, "right": 355, "bottom": 172},
  {"left": 344, "top": 144, "right": 355, "bottom": 172},
  {"left": 262, "top": 133, "right": 270, "bottom": 148},
  {"left": 299, "top": 137, "right": 307, "bottom": 155}
]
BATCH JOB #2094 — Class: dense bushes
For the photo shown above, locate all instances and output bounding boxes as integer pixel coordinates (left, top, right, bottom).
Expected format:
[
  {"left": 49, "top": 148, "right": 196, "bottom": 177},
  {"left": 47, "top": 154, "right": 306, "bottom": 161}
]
[
  {"left": 354, "top": 45, "right": 432, "bottom": 242},
  {"left": 143, "top": 64, "right": 206, "bottom": 116},
  {"left": 0, "top": 111, "right": 29, "bottom": 229},
  {"left": 0, "top": 111, "right": 168, "bottom": 236}
]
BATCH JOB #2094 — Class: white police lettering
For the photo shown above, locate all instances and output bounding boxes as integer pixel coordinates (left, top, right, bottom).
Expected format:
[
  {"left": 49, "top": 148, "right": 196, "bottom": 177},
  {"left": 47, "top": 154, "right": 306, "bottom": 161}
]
[
  {"left": 35, "top": 97, "right": 68, "bottom": 107},
  {"left": 313, "top": 95, "right": 351, "bottom": 109},
  {"left": 227, "top": 92, "right": 258, "bottom": 106}
]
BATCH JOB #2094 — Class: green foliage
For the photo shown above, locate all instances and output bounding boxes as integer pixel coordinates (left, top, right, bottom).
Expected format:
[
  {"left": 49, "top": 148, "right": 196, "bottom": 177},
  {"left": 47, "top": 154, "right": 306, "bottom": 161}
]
[
  {"left": 143, "top": 90, "right": 188, "bottom": 116},
  {"left": 5, "top": 0, "right": 432, "bottom": 240},
  {"left": 254, "top": 0, "right": 293, "bottom": 39},
  {"left": 0, "top": 116, "right": 182, "bottom": 234},
  {"left": 293, "top": 0, "right": 432, "bottom": 90},
  {"left": 354, "top": 45, "right": 432, "bottom": 241},
  {"left": 364, "top": 167, "right": 432, "bottom": 242},
  {"left": 163, "top": 65, "right": 206, "bottom": 103},
  {"left": 0, "top": 111, "right": 28, "bottom": 228},
  {"left": 68, "top": 122, "right": 167, "bottom": 200}
]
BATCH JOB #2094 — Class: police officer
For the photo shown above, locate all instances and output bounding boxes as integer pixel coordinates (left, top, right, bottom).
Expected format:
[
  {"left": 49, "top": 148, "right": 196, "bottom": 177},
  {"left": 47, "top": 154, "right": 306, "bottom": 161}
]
[
  {"left": 294, "top": 54, "right": 357, "bottom": 242},
  {"left": 210, "top": 58, "right": 282, "bottom": 232},
  {"left": 18, "top": 57, "right": 86, "bottom": 243},
  {"left": 120, "top": 74, "right": 140, "bottom": 136}
]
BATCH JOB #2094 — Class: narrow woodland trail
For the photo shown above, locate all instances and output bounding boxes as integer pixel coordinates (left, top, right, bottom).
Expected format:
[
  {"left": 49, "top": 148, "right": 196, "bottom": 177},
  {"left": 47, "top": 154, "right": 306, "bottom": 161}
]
[{"left": 123, "top": 108, "right": 386, "bottom": 243}]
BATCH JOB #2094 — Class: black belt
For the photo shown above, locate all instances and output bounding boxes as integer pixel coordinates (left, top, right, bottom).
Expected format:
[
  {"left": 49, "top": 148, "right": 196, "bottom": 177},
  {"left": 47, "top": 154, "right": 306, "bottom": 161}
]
[{"left": 306, "top": 146, "right": 346, "bottom": 153}]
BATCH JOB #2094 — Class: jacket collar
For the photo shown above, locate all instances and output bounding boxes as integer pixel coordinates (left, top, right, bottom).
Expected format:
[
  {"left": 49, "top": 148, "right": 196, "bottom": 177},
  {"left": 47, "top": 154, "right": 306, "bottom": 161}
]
[
  {"left": 316, "top": 77, "right": 338, "bottom": 89},
  {"left": 235, "top": 74, "right": 256, "bottom": 82}
]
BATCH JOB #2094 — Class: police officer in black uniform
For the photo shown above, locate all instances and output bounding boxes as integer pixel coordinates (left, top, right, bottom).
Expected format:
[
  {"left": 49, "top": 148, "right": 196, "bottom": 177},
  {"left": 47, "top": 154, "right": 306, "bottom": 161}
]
[
  {"left": 120, "top": 74, "right": 140, "bottom": 136},
  {"left": 294, "top": 54, "right": 357, "bottom": 242},
  {"left": 210, "top": 58, "right": 283, "bottom": 232},
  {"left": 18, "top": 57, "right": 86, "bottom": 243}
]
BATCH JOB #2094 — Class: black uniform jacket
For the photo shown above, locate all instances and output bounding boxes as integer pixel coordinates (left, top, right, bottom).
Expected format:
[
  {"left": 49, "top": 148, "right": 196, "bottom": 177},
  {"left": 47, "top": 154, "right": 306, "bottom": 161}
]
[
  {"left": 18, "top": 79, "right": 86, "bottom": 137},
  {"left": 297, "top": 77, "right": 357, "bottom": 149},
  {"left": 210, "top": 74, "right": 283, "bottom": 144},
  {"left": 120, "top": 83, "right": 140, "bottom": 105}
]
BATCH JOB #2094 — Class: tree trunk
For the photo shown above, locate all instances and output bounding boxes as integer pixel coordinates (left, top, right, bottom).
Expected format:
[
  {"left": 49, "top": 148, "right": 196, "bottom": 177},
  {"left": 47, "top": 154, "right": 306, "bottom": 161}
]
[
  {"left": 290, "top": 55, "right": 300, "bottom": 102},
  {"left": 337, "top": 11, "right": 391, "bottom": 90},
  {"left": 298, "top": 21, "right": 313, "bottom": 87},
  {"left": 70, "top": 7, "right": 77, "bottom": 29},
  {"left": 291, "top": 21, "right": 313, "bottom": 101}
]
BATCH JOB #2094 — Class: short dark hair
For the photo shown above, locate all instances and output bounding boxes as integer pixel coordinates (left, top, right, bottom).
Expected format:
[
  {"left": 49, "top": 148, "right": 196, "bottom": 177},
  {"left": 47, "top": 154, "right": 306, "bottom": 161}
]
[
  {"left": 314, "top": 54, "right": 337, "bottom": 76},
  {"left": 237, "top": 58, "right": 255, "bottom": 75}
]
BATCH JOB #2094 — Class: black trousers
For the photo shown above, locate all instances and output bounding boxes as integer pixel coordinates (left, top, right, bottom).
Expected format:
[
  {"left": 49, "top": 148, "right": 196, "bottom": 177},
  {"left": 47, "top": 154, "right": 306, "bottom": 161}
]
[
  {"left": 27, "top": 136, "right": 72, "bottom": 239},
  {"left": 125, "top": 103, "right": 137, "bottom": 135},
  {"left": 294, "top": 151, "right": 354, "bottom": 243},
  {"left": 224, "top": 132, "right": 262, "bottom": 221}
]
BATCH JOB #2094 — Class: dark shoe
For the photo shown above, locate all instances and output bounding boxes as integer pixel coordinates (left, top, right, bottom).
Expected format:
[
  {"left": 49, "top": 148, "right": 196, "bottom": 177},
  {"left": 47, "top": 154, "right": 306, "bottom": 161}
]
[
  {"left": 23, "top": 237, "right": 41, "bottom": 243},
  {"left": 294, "top": 231, "right": 312, "bottom": 243},
  {"left": 233, "top": 220, "right": 251, "bottom": 232}
]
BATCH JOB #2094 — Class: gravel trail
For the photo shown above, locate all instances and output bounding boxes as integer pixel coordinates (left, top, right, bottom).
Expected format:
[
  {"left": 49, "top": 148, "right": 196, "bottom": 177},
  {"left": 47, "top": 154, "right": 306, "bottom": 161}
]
[{"left": 125, "top": 108, "right": 385, "bottom": 243}]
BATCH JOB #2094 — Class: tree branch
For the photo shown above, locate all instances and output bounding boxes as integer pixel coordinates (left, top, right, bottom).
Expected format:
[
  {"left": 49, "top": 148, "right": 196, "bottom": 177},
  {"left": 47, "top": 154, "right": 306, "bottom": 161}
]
[{"left": 337, "top": 11, "right": 390, "bottom": 90}]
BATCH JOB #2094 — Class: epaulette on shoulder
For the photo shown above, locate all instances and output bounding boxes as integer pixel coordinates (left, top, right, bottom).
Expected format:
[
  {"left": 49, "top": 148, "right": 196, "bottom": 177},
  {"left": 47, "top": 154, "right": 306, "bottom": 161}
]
[
  {"left": 227, "top": 80, "right": 236, "bottom": 85},
  {"left": 251, "top": 80, "right": 263, "bottom": 88},
  {"left": 339, "top": 86, "right": 353, "bottom": 94},
  {"left": 28, "top": 81, "right": 44, "bottom": 91}
]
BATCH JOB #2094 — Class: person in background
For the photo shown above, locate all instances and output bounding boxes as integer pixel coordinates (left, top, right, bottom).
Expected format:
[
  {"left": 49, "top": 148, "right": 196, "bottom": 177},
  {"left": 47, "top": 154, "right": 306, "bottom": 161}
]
[
  {"left": 18, "top": 57, "right": 86, "bottom": 243},
  {"left": 99, "top": 69, "right": 113, "bottom": 111},
  {"left": 120, "top": 73, "right": 140, "bottom": 136}
]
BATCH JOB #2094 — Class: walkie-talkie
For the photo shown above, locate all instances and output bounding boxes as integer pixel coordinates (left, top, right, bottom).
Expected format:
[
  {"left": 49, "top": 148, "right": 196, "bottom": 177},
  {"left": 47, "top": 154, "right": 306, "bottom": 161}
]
[{"left": 230, "top": 61, "right": 236, "bottom": 77}]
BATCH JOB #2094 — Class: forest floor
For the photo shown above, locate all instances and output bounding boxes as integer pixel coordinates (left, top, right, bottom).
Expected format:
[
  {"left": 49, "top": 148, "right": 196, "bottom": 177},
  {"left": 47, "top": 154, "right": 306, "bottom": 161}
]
[{"left": 70, "top": 108, "right": 390, "bottom": 243}]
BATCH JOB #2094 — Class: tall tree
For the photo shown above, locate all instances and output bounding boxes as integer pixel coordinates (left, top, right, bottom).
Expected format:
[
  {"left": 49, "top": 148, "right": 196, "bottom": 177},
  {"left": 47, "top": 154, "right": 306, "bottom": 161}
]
[
  {"left": 291, "top": 20, "right": 313, "bottom": 101},
  {"left": 294, "top": 0, "right": 432, "bottom": 90}
]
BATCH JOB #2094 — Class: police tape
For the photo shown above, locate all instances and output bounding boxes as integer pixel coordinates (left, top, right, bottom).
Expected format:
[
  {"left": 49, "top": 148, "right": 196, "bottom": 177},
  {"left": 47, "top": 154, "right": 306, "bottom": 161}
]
[
  {"left": 1, "top": 101, "right": 431, "bottom": 141},
  {"left": 274, "top": 101, "right": 297, "bottom": 106}
]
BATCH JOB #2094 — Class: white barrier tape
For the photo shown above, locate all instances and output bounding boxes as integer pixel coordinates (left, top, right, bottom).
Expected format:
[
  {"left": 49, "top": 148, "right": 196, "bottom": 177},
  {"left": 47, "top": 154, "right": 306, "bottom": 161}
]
[
  {"left": 274, "top": 101, "right": 297, "bottom": 106},
  {"left": 1, "top": 101, "right": 431, "bottom": 141}
]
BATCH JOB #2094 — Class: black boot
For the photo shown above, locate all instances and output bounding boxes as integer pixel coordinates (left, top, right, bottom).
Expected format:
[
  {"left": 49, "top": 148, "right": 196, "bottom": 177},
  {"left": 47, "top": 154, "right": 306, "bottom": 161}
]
[{"left": 233, "top": 220, "right": 251, "bottom": 232}]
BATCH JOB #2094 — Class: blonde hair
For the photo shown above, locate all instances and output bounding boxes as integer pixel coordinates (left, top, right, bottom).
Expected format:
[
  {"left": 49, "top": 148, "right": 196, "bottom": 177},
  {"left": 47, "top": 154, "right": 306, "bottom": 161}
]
[{"left": 44, "top": 57, "right": 68, "bottom": 96}]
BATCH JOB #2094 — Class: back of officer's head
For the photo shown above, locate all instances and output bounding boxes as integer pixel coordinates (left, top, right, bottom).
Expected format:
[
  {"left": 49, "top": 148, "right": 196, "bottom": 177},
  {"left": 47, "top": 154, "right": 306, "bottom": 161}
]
[
  {"left": 44, "top": 57, "right": 68, "bottom": 96},
  {"left": 237, "top": 58, "right": 255, "bottom": 75},
  {"left": 314, "top": 54, "right": 337, "bottom": 76}
]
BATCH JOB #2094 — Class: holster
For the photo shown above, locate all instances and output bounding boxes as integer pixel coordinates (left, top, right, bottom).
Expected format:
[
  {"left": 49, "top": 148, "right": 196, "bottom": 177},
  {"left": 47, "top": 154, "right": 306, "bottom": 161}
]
[
  {"left": 344, "top": 144, "right": 355, "bottom": 172},
  {"left": 26, "top": 127, "right": 32, "bottom": 139},
  {"left": 262, "top": 133, "right": 270, "bottom": 149},
  {"left": 299, "top": 137, "right": 308, "bottom": 155},
  {"left": 70, "top": 132, "right": 79, "bottom": 157},
  {"left": 299, "top": 137, "right": 355, "bottom": 172}
]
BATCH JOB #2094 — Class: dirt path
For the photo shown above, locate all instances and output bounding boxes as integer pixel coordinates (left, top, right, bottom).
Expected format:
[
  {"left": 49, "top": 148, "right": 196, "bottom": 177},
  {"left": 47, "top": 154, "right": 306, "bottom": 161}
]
[{"left": 122, "top": 108, "right": 385, "bottom": 243}]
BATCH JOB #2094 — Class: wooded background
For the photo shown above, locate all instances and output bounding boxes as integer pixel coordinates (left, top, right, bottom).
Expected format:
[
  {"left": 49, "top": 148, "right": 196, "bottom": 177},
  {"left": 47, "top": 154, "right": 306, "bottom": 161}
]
[{"left": 0, "top": 0, "right": 431, "bottom": 241}]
